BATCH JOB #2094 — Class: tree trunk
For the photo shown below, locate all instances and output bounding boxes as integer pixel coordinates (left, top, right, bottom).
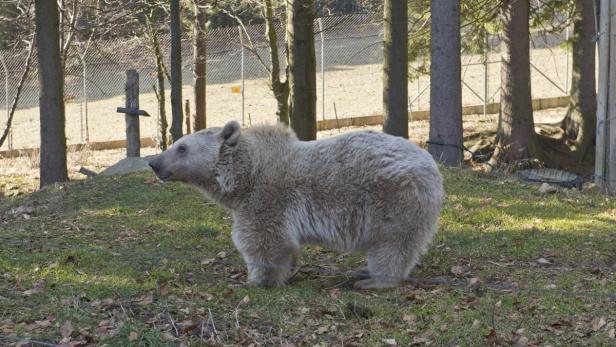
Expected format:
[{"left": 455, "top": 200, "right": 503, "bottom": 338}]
[
  {"left": 383, "top": 0, "right": 408, "bottom": 138},
  {"left": 170, "top": 0, "right": 183, "bottom": 142},
  {"left": 35, "top": 0, "right": 68, "bottom": 187},
  {"left": 496, "top": 0, "right": 538, "bottom": 162},
  {"left": 429, "top": 0, "right": 463, "bottom": 166},
  {"left": 561, "top": 0, "right": 596, "bottom": 161},
  {"left": 154, "top": 43, "right": 168, "bottom": 150},
  {"left": 193, "top": 0, "right": 207, "bottom": 131},
  {"left": 287, "top": 0, "right": 316, "bottom": 141},
  {"left": 264, "top": 0, "right": 289, "bottom": 126}
]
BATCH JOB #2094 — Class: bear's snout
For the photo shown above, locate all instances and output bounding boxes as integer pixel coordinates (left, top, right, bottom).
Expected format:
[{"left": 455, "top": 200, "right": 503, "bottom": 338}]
[
  {"left": 149, "top": 157, "right": 172, "bottom": 180},
  {"left": 148, "top": 157, "right": 161, "bottom": 174}
]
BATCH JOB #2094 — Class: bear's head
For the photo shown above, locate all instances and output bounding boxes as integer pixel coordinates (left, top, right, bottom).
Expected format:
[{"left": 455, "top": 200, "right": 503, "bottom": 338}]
[{"left": 149, "top": 120, "right": 241, "bottom": 192}]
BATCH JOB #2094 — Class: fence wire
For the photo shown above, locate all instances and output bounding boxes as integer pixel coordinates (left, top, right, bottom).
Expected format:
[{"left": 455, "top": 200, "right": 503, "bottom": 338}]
[{"left": 0, "top": 13, "right": 572, "bottom": 152}]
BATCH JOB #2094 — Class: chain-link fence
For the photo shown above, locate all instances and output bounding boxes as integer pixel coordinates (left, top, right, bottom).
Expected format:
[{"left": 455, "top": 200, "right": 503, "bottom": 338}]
[{"left": 0, "top": 12, "right": 572, "bottom": 152}]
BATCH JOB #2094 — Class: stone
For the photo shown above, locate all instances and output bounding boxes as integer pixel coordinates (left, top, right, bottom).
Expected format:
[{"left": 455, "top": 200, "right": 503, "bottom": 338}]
[{"left": 99, "top": 155, "right": 156, "bottom": 176}]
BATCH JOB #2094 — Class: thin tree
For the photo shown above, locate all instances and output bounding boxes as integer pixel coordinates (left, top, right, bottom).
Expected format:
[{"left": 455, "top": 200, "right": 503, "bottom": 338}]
[
  {"left": 560, "top": 0, "right": 596, "bottom": 161},
  {"left": 35, "top": 0, "right": 68, "bottom": 187},
  {"left": 264, "top": 0, "right": 289, "bottom": 126},
  {"left": 144, "top": 6, "right": 170, "bottom": 150},
  {"left": 383, "top": 0, "right": 408, "bottom": 138},
  {"left": 493, "top": 0, "right": 538, "bottom": 163},
  {"left": 428, "top": 0, "right": 463, "bottom": 166},
  {"left": 287, "top": 0, "right": 317, "bottom": 140},
  {"left": 170, "top": 0, "right": 184, "bottom": 142},
  {"left": 193, "top": 0, "right": 207, "bottom": 131}
]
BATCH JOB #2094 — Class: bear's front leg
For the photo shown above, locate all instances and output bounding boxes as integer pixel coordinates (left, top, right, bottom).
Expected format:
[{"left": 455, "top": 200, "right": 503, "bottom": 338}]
[
  {"left": 243, "top": 250, "right": 299, "bottom": 288},
  {"left": 231, "top": 220, "right": 300, "bottom": 288}
]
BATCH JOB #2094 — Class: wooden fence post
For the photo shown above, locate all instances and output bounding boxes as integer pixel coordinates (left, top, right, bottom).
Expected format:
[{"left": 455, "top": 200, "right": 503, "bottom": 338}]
[
  {"left": 116, "top": 70, "right": 150, "bottom": 158},
  {"left": 125, "top": 70, "right": 140, "bottom": 157},
  {"left": 185, "top": 99, "right": 191, "bottom": 134}
]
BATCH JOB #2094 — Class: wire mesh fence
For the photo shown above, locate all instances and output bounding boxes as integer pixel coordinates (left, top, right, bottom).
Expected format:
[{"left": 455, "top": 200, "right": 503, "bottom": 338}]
[{"left": 0, "top": 13, "right": 571, "bottom": 152}]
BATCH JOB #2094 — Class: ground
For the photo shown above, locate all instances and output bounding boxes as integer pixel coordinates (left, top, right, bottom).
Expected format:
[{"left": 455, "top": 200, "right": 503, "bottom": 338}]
[{"left": 0, "top": 167, "right": 615, "bottom": 346}]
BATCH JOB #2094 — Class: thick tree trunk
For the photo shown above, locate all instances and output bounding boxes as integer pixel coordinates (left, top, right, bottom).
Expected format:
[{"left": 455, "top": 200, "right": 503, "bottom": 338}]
[
  {"left": 429, "top": 0, "right": 463, "bottom": 166},
  {"left": 382, "top": 0, "right": 408, "bottom": 138},
  {"left": 287, "top": 0, "right": 316, "bottom": 141},
  {"left": 35, "top": 0, "right": 68, "bottom": 187},
  {"left": 264, "top": 0, "right": 289, "bottom": 126},
  {"left": 170, "top": 0, "right": 183, "bottom": 142},
  {"left": 193, "top": 0, "right": 207, "bottom": 131},
  {"left": 561, "top": 0, "right": 596, "bottom": 161},
  {"left": 496, "top": 0, "right": 538, "bottom": 162}
]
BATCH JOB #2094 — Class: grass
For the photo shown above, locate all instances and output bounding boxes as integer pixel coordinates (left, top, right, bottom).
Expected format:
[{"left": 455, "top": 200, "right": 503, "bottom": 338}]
[{"left": 0, "top": 168, "right": 615, "bottom": 346}]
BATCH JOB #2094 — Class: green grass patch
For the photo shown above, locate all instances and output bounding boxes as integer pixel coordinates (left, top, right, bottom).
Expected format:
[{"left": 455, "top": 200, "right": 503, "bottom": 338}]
[{"left": 0, "top": 169, "right": 615, "bottom": 346}]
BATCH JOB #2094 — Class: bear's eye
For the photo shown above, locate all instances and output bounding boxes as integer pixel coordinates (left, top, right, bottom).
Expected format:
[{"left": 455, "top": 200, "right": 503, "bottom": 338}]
[{"left": 177, "top": 145, "right": 187, "bottom": 154}]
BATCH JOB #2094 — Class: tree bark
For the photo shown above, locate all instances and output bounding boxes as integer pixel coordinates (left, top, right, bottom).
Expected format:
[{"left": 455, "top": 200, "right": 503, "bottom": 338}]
[
  {"left": 429, "top": 0, "right": 463, "bottom": 166},
  {"left": 170, "top": 0, "right": 183, "bottom": 142},
  {"left": 264, "top": 0, "right": 289, "bottom": 126},
  {"left": 287, "top": 0, "right": 316, "bottom": 141},
  {"left": 382, "top": 0, "right": 408, "bottom": 138},
  {"left": 35, "top": 0, "right": 68, "bottom": 187},
  {"left": 496, "top": 0, "right": 538, "bottom": 162},
  {"left": 193, "top": 0, "right": 207, "bottom": 131},
  {"left": 561, "top": 0, "right": 596, "bottom": 161}
]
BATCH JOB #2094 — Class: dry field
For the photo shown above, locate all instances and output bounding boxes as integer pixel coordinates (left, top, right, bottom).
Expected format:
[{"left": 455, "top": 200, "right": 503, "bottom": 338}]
[{"left": 1, "top": 47, "right": 570, "bottom": 152}]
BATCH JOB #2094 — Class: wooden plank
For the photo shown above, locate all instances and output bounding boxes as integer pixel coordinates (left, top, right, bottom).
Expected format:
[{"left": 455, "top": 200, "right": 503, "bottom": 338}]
[
  {"left": 116, "top": 107, "right": 150, "bottom": 116},
  {"left": 125, "top": 70, "right": 140, "bottom": 157}
]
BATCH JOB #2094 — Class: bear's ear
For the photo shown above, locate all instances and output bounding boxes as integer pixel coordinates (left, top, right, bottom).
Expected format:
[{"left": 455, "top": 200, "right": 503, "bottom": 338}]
[
  {"left": 215, "top": 121, "right": 240, "bottom": 193},
  {"left": 219, "top": 121, "right": 240, "bottom": 147}
]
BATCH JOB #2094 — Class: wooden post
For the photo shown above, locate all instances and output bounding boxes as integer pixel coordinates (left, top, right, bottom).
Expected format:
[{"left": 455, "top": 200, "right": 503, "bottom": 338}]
[
  {"left": 609, "top": 0, "right": 616, "bottom": 191},
  {"left": 185, "top": 99, "right": 191, "bottom": 134},
  {"left": 117, "top": 70, "right": 150, "bottom": 158},
  {"left": 125, "top": 70, "right": 140, "bottom": 157}
]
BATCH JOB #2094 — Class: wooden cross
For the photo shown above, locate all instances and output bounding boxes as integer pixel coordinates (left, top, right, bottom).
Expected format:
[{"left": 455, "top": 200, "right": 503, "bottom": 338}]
[{"left": 116, "top": 70, "right": 150, "bottom": 158}]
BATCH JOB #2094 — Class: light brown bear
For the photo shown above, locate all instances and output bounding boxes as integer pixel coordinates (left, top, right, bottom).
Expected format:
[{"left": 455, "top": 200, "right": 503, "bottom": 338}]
[{"left": 149, "top": 121, "right": 444, "bottom": 289}]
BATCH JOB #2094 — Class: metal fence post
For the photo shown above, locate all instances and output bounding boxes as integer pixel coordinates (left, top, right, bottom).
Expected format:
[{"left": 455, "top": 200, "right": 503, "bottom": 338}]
[
  {"left": 238, "top": 26, "right": 245, "bottom": 126},
  {"left": 318, "top": 17, "right": 325, "bottom": 120}
]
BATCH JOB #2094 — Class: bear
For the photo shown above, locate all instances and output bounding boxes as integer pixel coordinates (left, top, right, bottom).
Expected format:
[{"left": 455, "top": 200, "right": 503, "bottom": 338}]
[{"left": 148, "top": 121, "right": 444, "bottom": 289}]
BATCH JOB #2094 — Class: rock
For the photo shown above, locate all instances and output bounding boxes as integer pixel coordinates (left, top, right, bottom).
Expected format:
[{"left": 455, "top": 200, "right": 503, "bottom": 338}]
[
  {"left": 582, "top": 182, "right": 602, "bottom": 194},
  {"left": 99, "top": 155, "right": 157, "bottom": 176},
  {"left": 539, "top": 183, "right": 558, "bottom": 194}
]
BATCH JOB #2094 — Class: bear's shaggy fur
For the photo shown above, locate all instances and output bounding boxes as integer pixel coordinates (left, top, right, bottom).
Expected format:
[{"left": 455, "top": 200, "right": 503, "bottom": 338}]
[{"left": 149, "top": 121, "right": 444, "bottom": 289}]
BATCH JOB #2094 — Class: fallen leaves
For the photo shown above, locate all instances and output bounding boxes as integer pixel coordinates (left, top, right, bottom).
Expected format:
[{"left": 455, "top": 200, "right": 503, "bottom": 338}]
[
  {"left": 591, "top": 317, "right": 607, "bottom": 331},
  {"left": 60, "top": 320, "right": 73, "bottom": 338}
]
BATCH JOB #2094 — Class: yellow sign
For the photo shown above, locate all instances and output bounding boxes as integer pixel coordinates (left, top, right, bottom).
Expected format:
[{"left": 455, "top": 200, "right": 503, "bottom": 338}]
[{"left": 231, "top": 86, "right": 241, "bottom": 94}]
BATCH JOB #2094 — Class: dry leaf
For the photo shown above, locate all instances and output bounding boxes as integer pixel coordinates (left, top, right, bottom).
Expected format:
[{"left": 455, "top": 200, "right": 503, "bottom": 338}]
[
  {"left": 480, "top": 198, "right": 494, "bottom": 207},
  {"left": 608, "top": 328, "right": 615, "bottom": 339},
  {"left": 450, "top": 265, "right": 464, "bottom": 275},
  {"left": 382, "top": 338, "right": 397, "bottom": 345},
  {"left": 516, "top": 336, "right": 529, "bottom": 347},
  {"left": 239, "top": 295, "right": 250, "bottom": 305},
  {"left": 536, "top": 258, "right": 552, "bottom": 265},
  {"left": 591, "top": 317, "right": 606, "bottom": 331},
  {"left": 472, "top": 319, "right": 482, "bottom": 329},
  {"left": 403, "top": 314, "right": 417, "bottom": 325},
  {"left": 128, "top": 332, "right": 139, "bottom": 341},
  {"left": 60, "top": 320, "right": 73, "bottom": 338}
]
